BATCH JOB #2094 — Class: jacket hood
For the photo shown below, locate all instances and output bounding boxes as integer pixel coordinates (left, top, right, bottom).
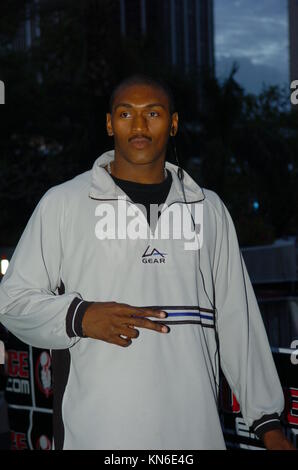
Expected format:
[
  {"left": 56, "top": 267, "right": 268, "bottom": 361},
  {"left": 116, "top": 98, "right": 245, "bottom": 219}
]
[{"left": 88, "top": 149, "right": 205, "bottom": 205}]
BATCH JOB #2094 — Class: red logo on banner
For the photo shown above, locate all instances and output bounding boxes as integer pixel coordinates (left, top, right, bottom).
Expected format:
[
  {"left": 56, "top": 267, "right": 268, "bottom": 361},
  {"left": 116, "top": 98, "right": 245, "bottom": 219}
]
[
  {"left": 36, "top": 434, "right": 52, "bottom": 450},
  {"left": 11, "top": 431, "right": 27, "bottom": 450},
  {"left": 7, "top": 350, "right": 29, "bottom": 378},
  {"left": 35, "top": 351, "right": 53, "bottom": 398},
  {"left": 286, "top": 388, "right": 298, "bottom": 426}
]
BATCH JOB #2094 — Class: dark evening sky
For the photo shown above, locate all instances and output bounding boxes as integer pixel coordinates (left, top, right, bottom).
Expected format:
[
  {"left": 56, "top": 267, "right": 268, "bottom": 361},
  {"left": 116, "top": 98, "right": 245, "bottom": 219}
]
[{"left": 214, "top": 0, "right": 289, "bottom": 94}]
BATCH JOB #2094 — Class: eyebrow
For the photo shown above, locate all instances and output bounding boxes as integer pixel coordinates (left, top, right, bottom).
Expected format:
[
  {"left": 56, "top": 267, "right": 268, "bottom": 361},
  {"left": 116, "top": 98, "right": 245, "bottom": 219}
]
[{"left": 114, "top": 102, "right": 167, "bottom": 111}]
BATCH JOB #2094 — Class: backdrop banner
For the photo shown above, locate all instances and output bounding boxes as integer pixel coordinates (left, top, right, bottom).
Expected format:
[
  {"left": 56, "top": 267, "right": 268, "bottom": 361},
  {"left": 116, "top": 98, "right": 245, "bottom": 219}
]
[{"left": 5, "top": 333, "right": 53, "bottom": 450}]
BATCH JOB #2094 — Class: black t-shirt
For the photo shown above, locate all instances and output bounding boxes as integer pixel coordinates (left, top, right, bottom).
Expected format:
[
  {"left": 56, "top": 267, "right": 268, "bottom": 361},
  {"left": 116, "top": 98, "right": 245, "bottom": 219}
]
[{"left": 111, "top": 169, "right": 172, "bottom": 227}]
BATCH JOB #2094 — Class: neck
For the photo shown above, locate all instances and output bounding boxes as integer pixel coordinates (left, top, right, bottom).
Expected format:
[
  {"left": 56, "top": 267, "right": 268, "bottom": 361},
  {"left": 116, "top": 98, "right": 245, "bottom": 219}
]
[{"left": 108, "top": 153, "right": 167, "bottom": 184}]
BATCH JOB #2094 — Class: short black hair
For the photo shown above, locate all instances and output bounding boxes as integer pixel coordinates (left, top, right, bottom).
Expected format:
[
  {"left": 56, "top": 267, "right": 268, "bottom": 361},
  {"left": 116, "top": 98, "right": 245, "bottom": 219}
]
[{"left": 108, "top": 74, "right": 176, "bottom": 115}]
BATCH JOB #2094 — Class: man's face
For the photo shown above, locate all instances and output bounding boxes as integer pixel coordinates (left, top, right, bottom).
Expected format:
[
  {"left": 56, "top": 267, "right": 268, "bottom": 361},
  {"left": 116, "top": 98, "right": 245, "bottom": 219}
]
[{"left": 106, "top": 84, "right": 178, "bottom": 166}]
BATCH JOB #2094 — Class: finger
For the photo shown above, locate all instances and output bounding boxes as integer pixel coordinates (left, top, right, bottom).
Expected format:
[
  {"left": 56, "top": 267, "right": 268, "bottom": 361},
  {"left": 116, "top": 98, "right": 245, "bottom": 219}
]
[
  {"left": 121, "top": 326, "right": 140, "bottom": 339},
  {"left": 131, "top": 317, "right": 169, "bottom": 333},
  {"left": 115, "top": 336, "right": 132, "bottom": 347},
  {"left": 119, "top": 303, "right": 167, "bottom": 319},
  {"left": 130, "top": 308, "right": 167, "bottom": 319}
]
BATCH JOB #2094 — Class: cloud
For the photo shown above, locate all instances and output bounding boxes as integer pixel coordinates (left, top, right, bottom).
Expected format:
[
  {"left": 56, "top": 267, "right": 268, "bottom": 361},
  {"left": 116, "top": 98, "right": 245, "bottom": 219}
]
[{"left": 214, "top": 0, "right": 289, "bottom": 90}]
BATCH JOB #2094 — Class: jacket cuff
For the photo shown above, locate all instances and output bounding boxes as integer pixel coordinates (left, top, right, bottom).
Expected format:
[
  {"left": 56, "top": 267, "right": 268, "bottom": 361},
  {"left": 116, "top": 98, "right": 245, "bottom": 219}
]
[
  {"left": 66, "top": 297, "right": 94, "bottom": 338},
  {"left": 251, "top": 412, "right": 282, "bottom": 440}
]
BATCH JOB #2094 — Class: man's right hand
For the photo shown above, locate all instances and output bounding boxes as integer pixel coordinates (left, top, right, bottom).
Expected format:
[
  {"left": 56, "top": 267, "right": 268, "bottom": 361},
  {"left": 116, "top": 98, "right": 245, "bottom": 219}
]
[{"left": 81, "top": 302, "right": 169, "bottom": 347}]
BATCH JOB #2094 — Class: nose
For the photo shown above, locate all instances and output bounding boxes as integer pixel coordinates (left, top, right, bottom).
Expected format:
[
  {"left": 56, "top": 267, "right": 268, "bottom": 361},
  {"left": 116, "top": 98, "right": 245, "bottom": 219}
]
[{"left": 131, "top": 112, "right": 148, "bottom": 132}]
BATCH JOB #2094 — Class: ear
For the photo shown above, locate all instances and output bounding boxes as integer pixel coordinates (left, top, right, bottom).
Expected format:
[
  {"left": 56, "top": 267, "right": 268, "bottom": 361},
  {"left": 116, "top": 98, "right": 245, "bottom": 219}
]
[
  {"left": 170, "top": 112, "right": 178, "bottom": 136},
  {"left": 106, "top": 113, "right": 114, "bottom": 136}
]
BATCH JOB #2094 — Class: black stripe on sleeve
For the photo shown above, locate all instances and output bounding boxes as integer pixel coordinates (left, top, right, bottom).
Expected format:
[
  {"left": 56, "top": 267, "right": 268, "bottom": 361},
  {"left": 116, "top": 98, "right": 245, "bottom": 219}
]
[
  {"left": 73, "top": 300, "right": 94, "bottom": 337},
  {"left": 66, "top": 297, "right": 94, "bottom": 338},
  {"left": 251, "top": 412, "right": 282, "bottom": 439}
]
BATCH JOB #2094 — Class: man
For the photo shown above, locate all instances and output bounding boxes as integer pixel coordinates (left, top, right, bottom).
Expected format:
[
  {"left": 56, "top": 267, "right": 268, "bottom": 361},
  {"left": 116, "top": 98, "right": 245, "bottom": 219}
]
[{"left": 0, "top": 75, "right": 295, "bottom": 450}]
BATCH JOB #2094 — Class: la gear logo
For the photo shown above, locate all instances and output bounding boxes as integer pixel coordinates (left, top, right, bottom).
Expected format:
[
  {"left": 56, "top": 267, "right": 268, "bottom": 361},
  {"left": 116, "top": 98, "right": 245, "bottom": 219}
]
[{"left": 142, "top": 245, "right": 167, "bottom": 264}]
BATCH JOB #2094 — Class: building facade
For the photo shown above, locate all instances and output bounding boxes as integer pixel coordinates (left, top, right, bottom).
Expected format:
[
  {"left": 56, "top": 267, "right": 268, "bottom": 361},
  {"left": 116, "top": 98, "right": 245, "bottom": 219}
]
[
  {"left": 12, "top": 0, "right": 214, "bottom": 76},
  {"left": 10, "top": 0, "right": 215, "bottom": 110},
  {"left": 12, "top": 1, "right": 41, "bottom": 51},
  {"left": 118, "top": 0, "right": 214, "bottom": 76},
  {"left": 117, "top": 0, "right": 215, "bottom": 109}
]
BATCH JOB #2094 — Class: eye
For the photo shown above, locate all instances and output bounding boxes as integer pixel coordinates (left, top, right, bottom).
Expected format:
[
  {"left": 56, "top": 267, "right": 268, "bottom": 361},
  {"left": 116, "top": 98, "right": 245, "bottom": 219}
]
[
  {"left": 148, "top": 111, "right": 159, "bottom": 117},
  {"left": 120, "top": 111, "right": 131, "bottom": 118}
]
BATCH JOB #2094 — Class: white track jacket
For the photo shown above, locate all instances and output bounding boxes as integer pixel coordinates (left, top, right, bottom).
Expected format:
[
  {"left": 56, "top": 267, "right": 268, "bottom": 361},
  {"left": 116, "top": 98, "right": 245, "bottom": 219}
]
[{"left": 0, "top": 150, "right": 284, "bottom": 449}]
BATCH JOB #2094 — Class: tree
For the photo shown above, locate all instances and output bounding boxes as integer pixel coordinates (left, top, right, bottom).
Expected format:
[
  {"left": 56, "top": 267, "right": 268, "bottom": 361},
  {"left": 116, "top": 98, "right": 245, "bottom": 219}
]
[{"left": 197, "top": 67, "right": 298, "bottom": 245}]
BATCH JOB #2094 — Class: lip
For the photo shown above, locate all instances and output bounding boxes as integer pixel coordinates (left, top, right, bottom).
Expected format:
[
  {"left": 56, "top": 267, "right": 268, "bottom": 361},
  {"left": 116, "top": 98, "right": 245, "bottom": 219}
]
[{"left": 130, "top": 138, "right": 151, "bottom": 149}]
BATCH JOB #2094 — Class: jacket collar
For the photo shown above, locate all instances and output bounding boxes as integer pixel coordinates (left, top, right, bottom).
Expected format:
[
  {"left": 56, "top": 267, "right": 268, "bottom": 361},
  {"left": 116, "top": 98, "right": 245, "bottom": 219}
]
[{"left": 88, "top": 150, "right": 205, "bottom": 204}]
